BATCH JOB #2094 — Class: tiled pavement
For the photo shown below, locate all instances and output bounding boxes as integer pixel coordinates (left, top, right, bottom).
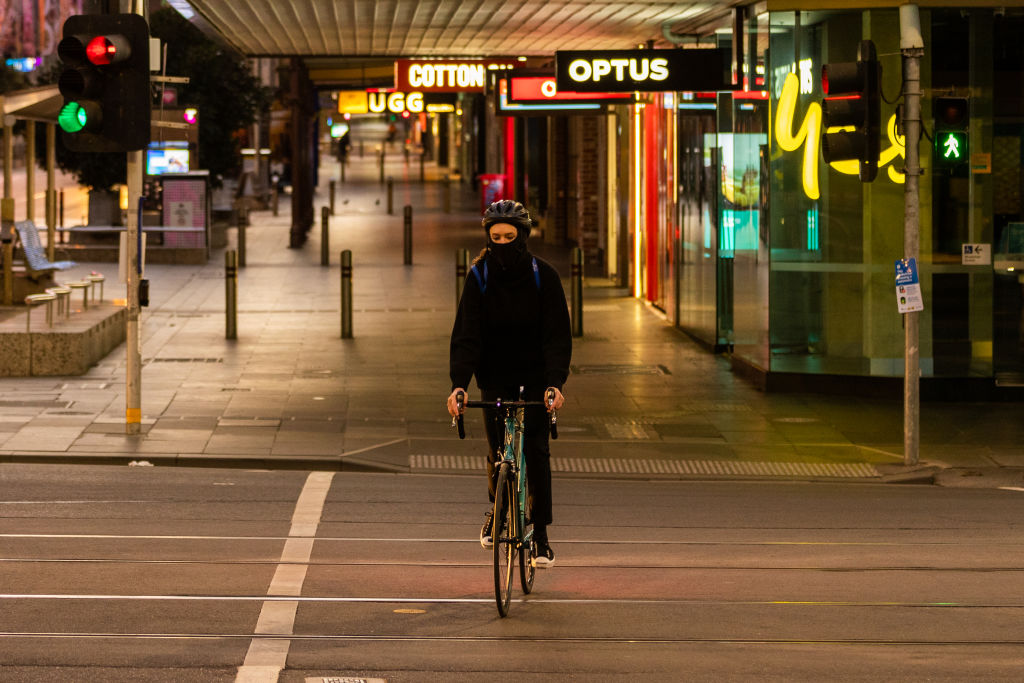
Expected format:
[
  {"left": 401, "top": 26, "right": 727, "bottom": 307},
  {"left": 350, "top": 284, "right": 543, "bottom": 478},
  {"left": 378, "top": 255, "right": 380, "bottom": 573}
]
[{"left": 1, "top": 149, "right": 1023, "bottom": 486}]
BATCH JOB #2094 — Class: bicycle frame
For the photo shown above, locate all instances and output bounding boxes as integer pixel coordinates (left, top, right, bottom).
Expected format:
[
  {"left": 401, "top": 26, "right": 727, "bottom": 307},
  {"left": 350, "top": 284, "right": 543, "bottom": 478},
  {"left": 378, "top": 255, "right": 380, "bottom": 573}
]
[{"left": 498, "top": 403, "right": 531, "bottom": 550}]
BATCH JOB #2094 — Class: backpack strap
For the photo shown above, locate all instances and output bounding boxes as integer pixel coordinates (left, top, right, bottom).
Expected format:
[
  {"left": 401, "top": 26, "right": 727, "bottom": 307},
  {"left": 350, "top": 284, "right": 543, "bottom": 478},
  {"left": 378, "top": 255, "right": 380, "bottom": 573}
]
[
  {"left": 532, "top": 257, "right": 540, "bottom": 290},
  {"left": 470, "top": 261, "right": 488, "bottom": 294}
]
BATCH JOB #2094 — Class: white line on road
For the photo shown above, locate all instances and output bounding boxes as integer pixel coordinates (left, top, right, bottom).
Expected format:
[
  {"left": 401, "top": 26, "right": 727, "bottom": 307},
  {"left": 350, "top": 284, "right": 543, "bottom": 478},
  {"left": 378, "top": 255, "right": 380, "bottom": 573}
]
[
  {"left": 998, "top": 487, "right": 1024, "bottom": 493},
  {"left": 339, "top": 437, "right": 407, "bottom": 458},
  {"left": 234, "top": 471, "right": 334, "bottom": 683}
]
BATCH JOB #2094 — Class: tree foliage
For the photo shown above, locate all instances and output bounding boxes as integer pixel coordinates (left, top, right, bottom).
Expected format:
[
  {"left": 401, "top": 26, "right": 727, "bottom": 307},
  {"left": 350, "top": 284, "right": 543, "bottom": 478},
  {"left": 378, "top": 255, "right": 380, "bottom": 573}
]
[{"left": 33, "top": 7, "right": 271, "bottom": 191}]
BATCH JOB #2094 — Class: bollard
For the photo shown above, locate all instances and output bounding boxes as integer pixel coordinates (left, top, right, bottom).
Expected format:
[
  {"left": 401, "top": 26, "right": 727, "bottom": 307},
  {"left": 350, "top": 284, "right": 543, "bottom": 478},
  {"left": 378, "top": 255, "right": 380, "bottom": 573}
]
[
  {"left": 329, "top": 180, "right": 336, "bottom": 215},
  {"left": 443, "top": 175, "right": 451, "bottom": 214},
  {"left": 403, "top": 205, "right": 413, "bottom": 265},
  {"left": 387, "top": 177, "right": 394, "bottom": 215},
  {"left": 237, "top": 209, "right": 247, "bottom": 268},
  {"left": 341, "top": 249, "right": 353, "bottom": 338},
  {"left": 225, "top": 250, "right": 238, "bottom": 340},
  {"left": 340, "top": 159, "right": 346, "bottom": 183},
  {"left": 419, "top": 150, "right": 425, "bottom": 182},
  {"left": 455, "top": 248, "right": 468, "bottom": 309},
  {"left": 272, "top": 185, "right": 279, "bottom": 217},
  {"left": 59, "top": 189, "right": 65, "bottom": 230},
  {"left": 359, "top": 140, "right": 364, "bottom": 158},
  {"left": 379, "top": 149, "right": 385, "bottom": 185},
  {"left": 571, "top": 247, "right": 583, "bottom": 337},
  {"left": 320, "top": 206, "right": 330, "bottom": 266}
]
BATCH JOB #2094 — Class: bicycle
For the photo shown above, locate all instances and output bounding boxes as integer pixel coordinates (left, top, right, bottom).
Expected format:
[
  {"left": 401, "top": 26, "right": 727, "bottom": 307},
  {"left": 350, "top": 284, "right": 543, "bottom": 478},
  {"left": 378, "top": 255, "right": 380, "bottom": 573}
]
[{"left": 453, "top": 388, "right": 558, "bottom": 617}]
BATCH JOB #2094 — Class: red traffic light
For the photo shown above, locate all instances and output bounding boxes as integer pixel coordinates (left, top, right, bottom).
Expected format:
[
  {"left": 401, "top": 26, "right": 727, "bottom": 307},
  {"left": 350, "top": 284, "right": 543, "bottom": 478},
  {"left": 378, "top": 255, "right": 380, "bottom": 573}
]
[{"left": 85, "top": 34, "right": 130, "bottom": 65}]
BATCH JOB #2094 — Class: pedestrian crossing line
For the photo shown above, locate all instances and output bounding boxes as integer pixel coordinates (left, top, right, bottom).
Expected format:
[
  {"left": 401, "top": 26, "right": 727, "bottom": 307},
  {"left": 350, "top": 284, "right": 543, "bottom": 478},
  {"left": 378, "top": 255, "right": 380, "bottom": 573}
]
[{"left": 409, "top": 455, "right": 879, "bottom": 478}]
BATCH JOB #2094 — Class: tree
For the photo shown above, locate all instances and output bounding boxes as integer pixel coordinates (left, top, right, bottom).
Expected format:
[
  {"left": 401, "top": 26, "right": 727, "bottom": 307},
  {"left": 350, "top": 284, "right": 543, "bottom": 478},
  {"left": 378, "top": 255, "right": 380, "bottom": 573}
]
[{"left": 149, "top": 7, "right": 272, "bottom": 183}]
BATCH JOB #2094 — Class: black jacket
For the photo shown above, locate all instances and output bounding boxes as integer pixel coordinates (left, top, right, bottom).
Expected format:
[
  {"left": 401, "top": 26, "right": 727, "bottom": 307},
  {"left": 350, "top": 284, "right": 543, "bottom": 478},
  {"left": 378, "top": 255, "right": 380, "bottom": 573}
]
[{"left": 450, "top": 252, "right": 571, "bottom": 393}]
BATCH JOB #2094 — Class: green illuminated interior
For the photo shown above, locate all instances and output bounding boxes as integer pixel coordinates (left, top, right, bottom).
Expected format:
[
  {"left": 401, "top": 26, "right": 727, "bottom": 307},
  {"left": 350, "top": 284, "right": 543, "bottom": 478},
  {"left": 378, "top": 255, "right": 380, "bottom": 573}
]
[{"left": 57, "top": 102, "right": 88, "bottom": 133}]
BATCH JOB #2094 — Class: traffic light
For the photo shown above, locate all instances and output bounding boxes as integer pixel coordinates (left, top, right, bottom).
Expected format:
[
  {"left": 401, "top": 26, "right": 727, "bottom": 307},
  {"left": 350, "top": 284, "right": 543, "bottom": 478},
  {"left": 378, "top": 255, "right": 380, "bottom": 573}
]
[
  {"left": 934, "top": 96, "right": 968, "bottom": 165},
  {"left": 57, "top": 13, "right": 151, "bottom": 152},
  {"left": 820, "top": 39, "right": 881, "bottom": 182}
]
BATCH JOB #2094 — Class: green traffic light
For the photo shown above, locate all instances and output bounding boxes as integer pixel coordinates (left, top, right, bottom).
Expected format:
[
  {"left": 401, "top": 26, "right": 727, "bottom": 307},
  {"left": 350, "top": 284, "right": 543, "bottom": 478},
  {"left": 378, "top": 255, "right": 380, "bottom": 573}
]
[
  {"left": 58, "top": 102, "right": 88, "bottom": 133},
  {"left": 935, "top": 131, "right": 968, "bottom": 164}
]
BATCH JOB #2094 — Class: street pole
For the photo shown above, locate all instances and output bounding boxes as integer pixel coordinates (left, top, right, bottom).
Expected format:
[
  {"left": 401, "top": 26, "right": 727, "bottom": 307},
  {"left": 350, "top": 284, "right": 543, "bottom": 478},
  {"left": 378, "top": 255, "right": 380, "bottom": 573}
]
[
  {"left": 901, "top": 4, "right": 924, "bottom": 466},
  {"left": 126, "top": 151, "right": 142, "bottom": 435}
]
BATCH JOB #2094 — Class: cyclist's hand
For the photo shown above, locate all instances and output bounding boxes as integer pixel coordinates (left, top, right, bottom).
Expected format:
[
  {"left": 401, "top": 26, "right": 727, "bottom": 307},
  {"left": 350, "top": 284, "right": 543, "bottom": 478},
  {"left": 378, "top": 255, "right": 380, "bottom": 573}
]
[
  {"left": 545, "top": 387, "right": 565, "bottom": 412},
  {"left": 447, "top": 388, "right": 467, "bottom": 418}
]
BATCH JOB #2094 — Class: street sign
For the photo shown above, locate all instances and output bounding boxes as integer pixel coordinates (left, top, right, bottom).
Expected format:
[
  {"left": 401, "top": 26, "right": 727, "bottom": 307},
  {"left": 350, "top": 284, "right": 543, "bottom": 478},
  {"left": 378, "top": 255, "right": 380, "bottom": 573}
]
[{"left": 961, "top": 243, "right": 991, "bottom": 265}]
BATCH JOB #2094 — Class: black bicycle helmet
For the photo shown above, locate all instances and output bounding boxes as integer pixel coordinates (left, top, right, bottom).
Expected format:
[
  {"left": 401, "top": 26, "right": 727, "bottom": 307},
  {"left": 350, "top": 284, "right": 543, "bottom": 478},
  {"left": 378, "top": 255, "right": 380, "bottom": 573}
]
[{"left": 482, "top": 199, "right": 531, "bottom": 237}]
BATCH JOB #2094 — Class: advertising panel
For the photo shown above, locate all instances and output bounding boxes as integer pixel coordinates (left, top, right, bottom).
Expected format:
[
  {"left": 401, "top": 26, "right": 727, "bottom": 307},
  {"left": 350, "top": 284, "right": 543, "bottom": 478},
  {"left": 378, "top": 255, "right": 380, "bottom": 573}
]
[
  {"left": 508, "top": 76, "right": 632, "bottom": 104},
  {"left": 394, "top": 59, "right": 518, "bottom": 92},
  {"left": 555, "top": 48, "right": 733, "bottom": 93}
]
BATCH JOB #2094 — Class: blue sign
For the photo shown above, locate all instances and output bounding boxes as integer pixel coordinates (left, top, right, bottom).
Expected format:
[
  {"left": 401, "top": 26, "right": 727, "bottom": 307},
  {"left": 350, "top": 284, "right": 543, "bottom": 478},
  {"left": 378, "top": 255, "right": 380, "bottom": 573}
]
[{"left": 894, "top": 257, "right": 919, "bottom": 286}]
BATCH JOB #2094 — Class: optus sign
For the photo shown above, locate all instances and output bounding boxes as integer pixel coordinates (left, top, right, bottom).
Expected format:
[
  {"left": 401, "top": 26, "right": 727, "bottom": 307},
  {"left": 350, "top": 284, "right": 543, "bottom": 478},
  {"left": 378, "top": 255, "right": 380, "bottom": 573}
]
[
  {"left": 394, "top": 59, "right": 517, "bottom": 93},
  {"left": 555, "top": 49, "right": 733, "bottom": 93},
  {"left": 774, "top": 72, "right": 905, "bottom": 200},
  {"left": 508, "top": 77, "right": 632, "bottom": 103}
]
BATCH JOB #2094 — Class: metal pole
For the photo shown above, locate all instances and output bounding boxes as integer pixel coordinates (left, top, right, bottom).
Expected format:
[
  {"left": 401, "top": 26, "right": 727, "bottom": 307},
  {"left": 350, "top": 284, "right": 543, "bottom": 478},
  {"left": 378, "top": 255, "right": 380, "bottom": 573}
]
[
  {"left": 455, "top": 248, "right": 468, "bottom": 309},
  {"left": 571, "top": 246, "right": 584, "bottom": 337},
  {"left": 59, "top": 189, "right": 64, "bottom": 230},
  {"left": 387, "top": 177, "right": 394, "bottom": 215},
  {"left": 272, "top": 185, "right": 279, "bottom": 216},
  {"left": 125, "top": 150, "right": 143, "bottom": 435},
  {"left": 1, "top": 198, "right": 13, "bottom": 306},
  {"left": 46, "top": 123, "right": 56, "bottom": 261},
  {"left": 403, "top": 205, "right": 413, "bottom": 265},
  {"left": 25, "top": 120, "right": 34, "bottom": 223},
  {"left": 379, "top": 148, "right": 385, "bottom": 185},
  {"left": 340, "top": 159, "right": 346, "bottom": 183},
  {"left": 341, "top": 249, "right": 353, "bottom": 338},
  {"left": 320, "top": 205, "right": 330, "bottom": 266},
  {"left": 2, "top": 114, "right": 12, "bottom": 200},
  {"left": 329, "top": 179, "right": 336, "bottom": 216},
  {"left": 444, "top": 175, "right": 451, "bottom": 214},
  {"left": 237, "top": 209, "right": 247, "bottom": 268},
  {"left": 419, "top": 149, "right": 425, "bottom": 182},
  {"left": 901, "top": 5, "right": 923, "bottom": 467},
  {"left": 359, "top": 140, "right": 364, "bottom": 158},
  {"left": 225, "top": 250, "right": 238, "bottom": 340}
]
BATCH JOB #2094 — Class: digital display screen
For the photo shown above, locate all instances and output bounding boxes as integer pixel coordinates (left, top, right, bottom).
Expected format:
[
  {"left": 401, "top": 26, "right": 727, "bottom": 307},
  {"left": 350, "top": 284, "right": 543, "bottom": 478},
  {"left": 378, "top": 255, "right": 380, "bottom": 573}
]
[{"left": 146, "top": 147, "right": 190, "bottom": 175}]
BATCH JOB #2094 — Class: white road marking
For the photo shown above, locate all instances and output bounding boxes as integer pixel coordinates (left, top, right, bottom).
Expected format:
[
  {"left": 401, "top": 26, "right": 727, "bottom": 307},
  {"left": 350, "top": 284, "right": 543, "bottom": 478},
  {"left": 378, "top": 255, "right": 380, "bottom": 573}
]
[
  {"left": 998, "top": 487, "right": 1024, "bottom": 493},
  {"left": 339, "top": 437, "right": 406, "bottom": 458},
  {"left": 234, "top": 471, "right": 334, "bottom": 683}
]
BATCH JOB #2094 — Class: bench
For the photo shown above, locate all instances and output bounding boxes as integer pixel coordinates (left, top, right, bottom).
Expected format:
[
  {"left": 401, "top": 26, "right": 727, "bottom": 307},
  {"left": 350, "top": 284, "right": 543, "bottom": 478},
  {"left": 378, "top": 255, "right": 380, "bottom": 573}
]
[{"left": 14, "top": 220, "right": 76, "bottom": 279}]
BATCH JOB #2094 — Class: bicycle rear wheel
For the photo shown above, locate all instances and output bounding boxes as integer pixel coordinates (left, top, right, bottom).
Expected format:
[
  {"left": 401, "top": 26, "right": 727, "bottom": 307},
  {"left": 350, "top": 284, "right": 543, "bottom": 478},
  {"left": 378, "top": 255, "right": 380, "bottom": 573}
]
[{"left": 493, "top": 462, "right": 515, "bottom": 617}]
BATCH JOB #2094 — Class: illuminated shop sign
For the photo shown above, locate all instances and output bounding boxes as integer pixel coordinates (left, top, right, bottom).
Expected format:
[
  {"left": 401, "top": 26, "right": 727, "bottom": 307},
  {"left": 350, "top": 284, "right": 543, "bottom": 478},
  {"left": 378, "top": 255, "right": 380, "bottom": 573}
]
[
  {"left": 555, "top": 48, "right": 732, "bottom": 93},
  {"left": 337, "top": 91, "right": 369, "bottom": 114},
  {"left": 368, "top": 90, "right": 424, "bottom": 114},
  {"left": 508, "top": 76, "right": 632, "bottom": 103},
  {"left": 773, "top": 72, "right": 905, "bottom": 200},
  {"left": 394, "top": 59, "right": 517, "bottom": 92},
  {"left": 496, "top": 79, "right": 601, "bottom": 115}
]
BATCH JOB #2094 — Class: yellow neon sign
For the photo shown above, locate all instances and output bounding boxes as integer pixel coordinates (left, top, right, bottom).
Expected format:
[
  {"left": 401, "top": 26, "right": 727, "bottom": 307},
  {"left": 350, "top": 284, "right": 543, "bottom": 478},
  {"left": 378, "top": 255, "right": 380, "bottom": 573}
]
[{"left": 774, "top": 72, "right": 905, "bottom": 200}]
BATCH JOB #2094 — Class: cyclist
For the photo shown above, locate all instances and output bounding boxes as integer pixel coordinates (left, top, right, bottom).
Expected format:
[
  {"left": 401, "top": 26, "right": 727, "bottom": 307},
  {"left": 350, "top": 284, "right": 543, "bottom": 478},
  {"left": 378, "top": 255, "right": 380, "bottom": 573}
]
[{"left": 447, "top": 200, "right": 571, "bottom": 568}]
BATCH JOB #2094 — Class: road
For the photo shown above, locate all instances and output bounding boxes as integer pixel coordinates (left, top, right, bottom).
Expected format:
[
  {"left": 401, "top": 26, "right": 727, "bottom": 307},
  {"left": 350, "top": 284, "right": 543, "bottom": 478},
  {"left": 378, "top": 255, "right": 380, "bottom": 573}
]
[{"left": 1, "top": 463, "right": 1023, "bottom": 681}]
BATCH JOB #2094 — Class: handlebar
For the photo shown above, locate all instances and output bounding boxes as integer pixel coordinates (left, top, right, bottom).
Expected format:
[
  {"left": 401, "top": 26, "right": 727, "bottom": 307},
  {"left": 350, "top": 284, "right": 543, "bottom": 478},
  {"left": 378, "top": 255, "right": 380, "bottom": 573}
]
[{"left": 453, "top": 389, "right": 558, "bottom": 440}]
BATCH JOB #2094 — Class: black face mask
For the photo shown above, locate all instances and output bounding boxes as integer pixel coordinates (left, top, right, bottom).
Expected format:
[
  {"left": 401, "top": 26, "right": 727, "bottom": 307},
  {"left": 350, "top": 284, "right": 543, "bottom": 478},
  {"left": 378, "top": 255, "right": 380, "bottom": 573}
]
[{"left": 488, "top": 238, "right": 528, "bottom": 271}]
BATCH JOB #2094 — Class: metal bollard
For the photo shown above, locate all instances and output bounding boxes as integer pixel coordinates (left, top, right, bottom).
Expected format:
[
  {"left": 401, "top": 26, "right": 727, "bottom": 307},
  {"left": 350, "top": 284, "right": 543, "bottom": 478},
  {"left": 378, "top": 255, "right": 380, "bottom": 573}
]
[
  {"left": 419, "top": 150, "right": 425, "bottom": 182},
  {"left": 321, "top": 206, "right": 330, "bottom": 266},
  {"left": 225, "top": 250, "right": 238, "bottom": 340},
  {"left": 237, "top": 209, "right": 247, "bottom": 268},
  {"left": 455, "top": 248, "right": 468, "bottom": 308},
  {"left": 387, "top": 177, "right": 394, "bottom": 215},
  {"left": 443, "top": 175, "right": 451, "bottom": 214},
  {"left": 403, "top": 205, "right": 413, "bottom": 265},
  {"left": 329, "top": 180, "right": 336, "bottom": 215},
  {"left": 379, "top": 149, "right": 385, "bottom": 185},
  {"left": 571, "top": 247, "right": 583, "bottom": 337},
  {"left": 359, "top": 140, "right": 364, "bottom": 158},
  {"left": 272, "top": 186, "right": 279, "bottom": 217},
  {"left": 341, "top": 250, "right": 353, "bottom": 338}
]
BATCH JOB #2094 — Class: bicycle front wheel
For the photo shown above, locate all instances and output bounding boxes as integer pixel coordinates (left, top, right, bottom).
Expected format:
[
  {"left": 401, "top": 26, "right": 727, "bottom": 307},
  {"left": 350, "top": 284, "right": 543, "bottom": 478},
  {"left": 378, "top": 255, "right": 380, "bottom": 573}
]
[{"left": 493, "top": 462, "right": 515, "bottom": 617}]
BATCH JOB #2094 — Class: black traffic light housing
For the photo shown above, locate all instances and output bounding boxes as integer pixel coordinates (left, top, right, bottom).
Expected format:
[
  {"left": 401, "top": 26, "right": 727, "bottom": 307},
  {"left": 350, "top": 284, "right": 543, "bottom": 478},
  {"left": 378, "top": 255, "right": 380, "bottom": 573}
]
[
  {"left": 58, "top": 13, "right": 151, "bottom": 152},
  {"left": 820, "top": 39, "right": 881, "bottom": 182}
]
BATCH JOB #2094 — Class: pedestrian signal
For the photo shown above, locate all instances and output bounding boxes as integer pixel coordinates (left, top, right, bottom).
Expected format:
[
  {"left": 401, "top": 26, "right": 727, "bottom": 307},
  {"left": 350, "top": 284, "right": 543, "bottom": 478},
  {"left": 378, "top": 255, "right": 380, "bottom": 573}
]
[
  {"left": 57, "top": 13, "right": 151, "bottom": 152},
  {"left": 936, "top": 130, "right": 968, "bottom": 164},
  {"left": 820, "top": 39, "right": 881, "bottom": 182}
]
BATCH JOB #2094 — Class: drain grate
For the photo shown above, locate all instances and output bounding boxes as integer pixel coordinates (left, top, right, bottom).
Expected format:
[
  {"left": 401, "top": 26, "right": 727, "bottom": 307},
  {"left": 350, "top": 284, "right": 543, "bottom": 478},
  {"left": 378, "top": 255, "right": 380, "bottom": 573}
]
[
  {"left": 571, "top": 364, "right": 670, "bottom": 375},
  {"left": 410, "top": 455, "right": 879, "bottom": 478},
  {"left": 146, "top": 358, "right": 224, "bottom": 363}
]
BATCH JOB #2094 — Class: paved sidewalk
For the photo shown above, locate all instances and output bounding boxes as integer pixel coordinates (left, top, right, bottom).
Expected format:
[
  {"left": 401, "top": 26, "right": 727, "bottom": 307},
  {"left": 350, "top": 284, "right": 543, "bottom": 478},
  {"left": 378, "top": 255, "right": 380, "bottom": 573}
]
[{"left": 1, "top": 149, "right": 1022, "bottom": 487}]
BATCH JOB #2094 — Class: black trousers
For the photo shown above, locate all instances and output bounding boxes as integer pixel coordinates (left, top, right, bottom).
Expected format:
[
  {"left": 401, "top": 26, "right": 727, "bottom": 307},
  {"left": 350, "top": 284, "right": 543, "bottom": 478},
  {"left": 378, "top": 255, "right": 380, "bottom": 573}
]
[{"left": 480, "top": 387, "right": 553, "bottom": 528}]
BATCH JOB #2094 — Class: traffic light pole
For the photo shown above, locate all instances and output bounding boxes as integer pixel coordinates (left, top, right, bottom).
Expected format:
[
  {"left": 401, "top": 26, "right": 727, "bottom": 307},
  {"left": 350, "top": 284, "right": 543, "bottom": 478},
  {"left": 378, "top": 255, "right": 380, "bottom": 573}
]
[
  {"left": 126, "top": 150, "right": 142, "bottom": 435},
  {"left": 901, "top": 6, "right": 924, "bottom": 466}
]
